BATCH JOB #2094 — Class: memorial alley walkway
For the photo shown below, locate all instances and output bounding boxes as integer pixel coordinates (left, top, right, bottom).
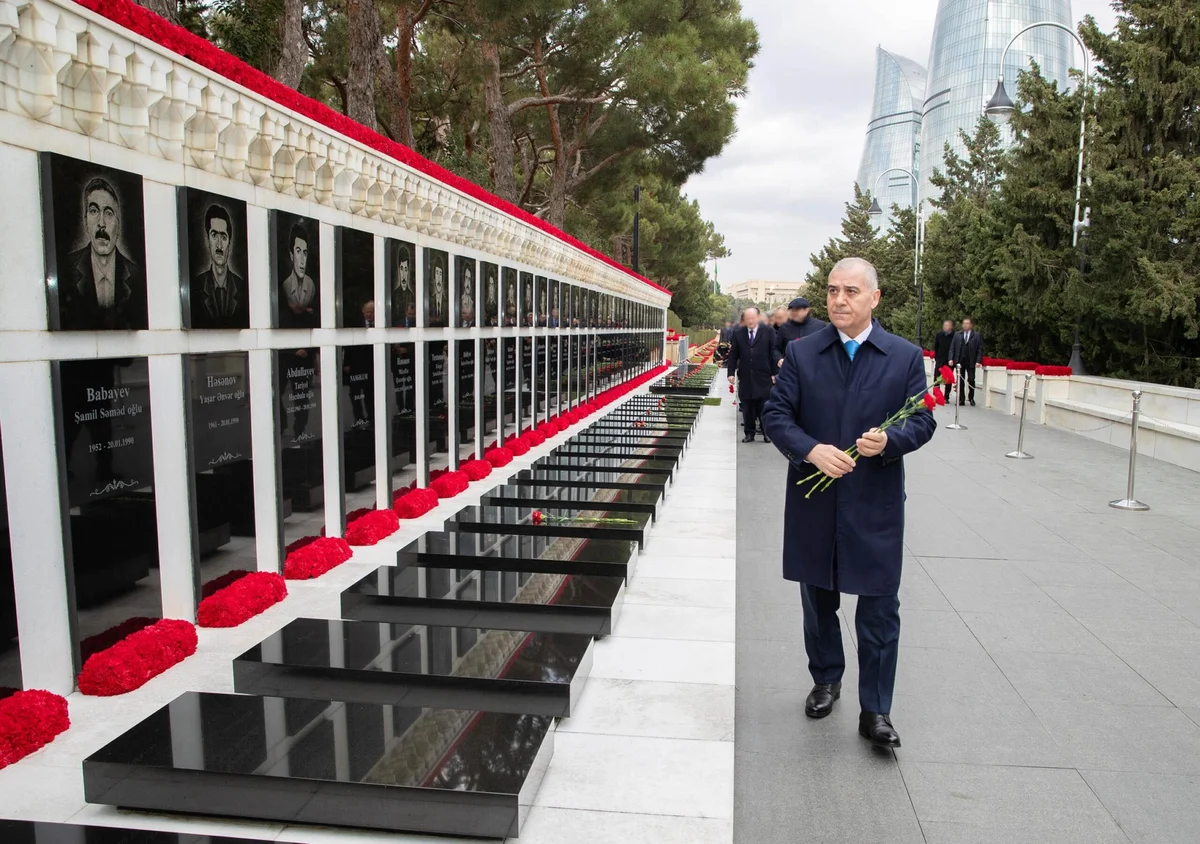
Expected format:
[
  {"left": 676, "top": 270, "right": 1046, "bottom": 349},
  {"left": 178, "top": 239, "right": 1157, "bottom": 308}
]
[{"left": 736, "top": 403, "right": 1200, "bottom": 844}]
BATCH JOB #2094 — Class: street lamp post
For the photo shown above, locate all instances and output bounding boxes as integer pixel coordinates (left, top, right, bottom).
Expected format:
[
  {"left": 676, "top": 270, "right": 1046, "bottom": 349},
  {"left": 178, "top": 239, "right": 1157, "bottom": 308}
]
[
  {"left": 985, "top": 21, "right": 1091, "bottom": 375},
  {"left": 867, "top": 167, "right": 924, "bottom": 347}
]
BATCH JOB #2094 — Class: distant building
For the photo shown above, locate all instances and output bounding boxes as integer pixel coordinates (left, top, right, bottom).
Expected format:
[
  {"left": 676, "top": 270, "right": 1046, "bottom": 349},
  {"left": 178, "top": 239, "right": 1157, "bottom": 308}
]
[
  {"left": 919, "top": 0, "right": 1074, "bottom": 205},
  {"left": 856, "top": 47, "right": 927, "bottom": 230},
  {"left": 725, "top": 280, "right": 801, "bottom": 309}
]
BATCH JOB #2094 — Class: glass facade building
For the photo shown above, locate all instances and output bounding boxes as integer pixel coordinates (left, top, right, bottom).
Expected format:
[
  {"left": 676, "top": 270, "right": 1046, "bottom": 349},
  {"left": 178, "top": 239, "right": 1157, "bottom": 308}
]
[
  {"left": 919, "top": 0, "right": 1074, "bottom": 204},
  {"left": 856, "top": 47, "right": 928, "bottom": 229}
]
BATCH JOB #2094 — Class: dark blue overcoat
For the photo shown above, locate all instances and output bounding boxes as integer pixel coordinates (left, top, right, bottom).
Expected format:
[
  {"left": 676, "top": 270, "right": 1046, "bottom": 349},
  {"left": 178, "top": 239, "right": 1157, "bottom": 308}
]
[{"left": 762, "top": 322, "right": 936, "bottom": 596}]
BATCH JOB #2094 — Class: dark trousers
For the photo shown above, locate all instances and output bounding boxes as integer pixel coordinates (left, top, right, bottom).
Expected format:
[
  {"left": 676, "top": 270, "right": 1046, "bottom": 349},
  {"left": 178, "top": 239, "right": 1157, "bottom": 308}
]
[
  {"left": 801, "top": 582, "right": 901, "bottom": 714},
  {"left": 957, "top": 366, "right": 976, "bottom": 404},
  {"left": 741, "top": 398, "right": 765, "bottom": 438}
]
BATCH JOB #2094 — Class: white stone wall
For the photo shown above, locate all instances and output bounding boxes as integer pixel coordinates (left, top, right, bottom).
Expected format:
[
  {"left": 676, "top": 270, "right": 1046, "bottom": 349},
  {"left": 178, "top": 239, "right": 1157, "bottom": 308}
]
[{"left": 0, "top": 0, "right": 669, "bottom": 694}]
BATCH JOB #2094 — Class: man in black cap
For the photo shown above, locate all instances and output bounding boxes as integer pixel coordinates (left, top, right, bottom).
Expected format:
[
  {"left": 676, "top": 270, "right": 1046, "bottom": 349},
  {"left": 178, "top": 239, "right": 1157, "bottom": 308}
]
[{"left": 775, "top": 297, "right": 827, "bottom": 367}]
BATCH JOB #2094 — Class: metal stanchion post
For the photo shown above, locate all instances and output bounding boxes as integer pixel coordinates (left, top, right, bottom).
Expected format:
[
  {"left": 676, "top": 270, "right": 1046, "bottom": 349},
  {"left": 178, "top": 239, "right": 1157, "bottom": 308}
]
[
  {"left": 1110, "top": 390, "right": 1150, "bottom": 511},
  {"left": 1006, "top": 373, "right": 1034, "bottom": 459},
  {"left": 946, "top": 365, "right": 967, "bottom": 430}
]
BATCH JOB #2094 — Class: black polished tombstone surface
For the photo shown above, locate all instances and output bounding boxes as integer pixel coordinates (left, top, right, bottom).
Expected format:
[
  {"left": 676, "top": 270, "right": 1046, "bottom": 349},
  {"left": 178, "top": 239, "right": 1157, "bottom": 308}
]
[
  {"left": 342, "top": 562, "right": 624, "bottom": 636},
  {"left": 548, "top": 449, "right": 678, "bottom": 480},
  {"left": 397, "top": 528, "right": 636, "bottom": 580},
  {"left": 83, "top": 691, "right": 553, "bottom": 839},
  {"left": 482, "top": 482, "right": 661, "bottom": 521},
  {"left": 565, "top": 435, "right": 684, "bottom": 459},
  {"left": 518, "top": 465, "right": 670, "bottom": 498},
  {"left": 583, "top": 422, "right": 691, "bottom": 444},
  {"left": 535, "top": 454, "right": 676, "bottom": 480},
  {"left": 445, "top": 503, "right": 651, "bottom": 548},
  {"left": 234, "top": 616, "right": 593, "bottom": 716},
  {"left": 0, "top": 820, "right": 272, "bottom": 844}
]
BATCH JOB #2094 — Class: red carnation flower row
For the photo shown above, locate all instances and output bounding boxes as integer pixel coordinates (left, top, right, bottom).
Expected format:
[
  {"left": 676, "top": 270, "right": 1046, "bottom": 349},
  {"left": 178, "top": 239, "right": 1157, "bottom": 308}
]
[
  {"left": 0, "top": 690, "right": 70, "bottom": 769},
  {"left": 431, "top": 470, "right": 470, "bottom": 498},
  {"left": 284, "top": 537, "right": 353, "bottom": 580},
  {"left": 77, "top": 619, "right": 198, "bottom": 697},
  {"left": 507, "top": 436, "right": 532, "bottom": 456},
  {"left": 79, "top": 616, "right": 156, "bottom": 662},
  {"left": 485, "top": 447, "right": 514, "bottom": 467},
  {"left": 394, "top": 486, "right": 440, "bottom": 518},
  {"left": 461, "top": 458, "right": 493, "bottom": 481},
  {"left": 1035, "top": 365, "right": 1073, "bottom": 376},
  {"left": 201, "top": 569, "right": 251, "bottom": 598},
  {"left": 346, "top": 509, "right": 401, "bottom": 546},
  {"left": 198, "top": 572, "right": 288, "bottom": 628},
  {"left": 1006, "top": 361, "right": 1039, "bottom": 371}
]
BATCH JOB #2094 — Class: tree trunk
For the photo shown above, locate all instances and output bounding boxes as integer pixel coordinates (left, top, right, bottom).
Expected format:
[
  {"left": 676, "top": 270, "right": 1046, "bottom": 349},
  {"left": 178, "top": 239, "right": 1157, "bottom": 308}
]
[
  {"left": 481, "top": 40, "right": 518, "bottom": 203},
  {"left": 346, "top": 0, "right": 380, "bottom": 129},
  {"left": 135, "top": 0, "right": 178, "bottom": 24},
  {"left": 546, "top": 159, "right": 568, "bottom": 228},
  {"left": 272, "top": 0, "right": 308, "bottom": 89},
  {"left": 395, "top": 2, "right": 419, "bottom": 147},
  {"left": 533, "top": 38, "right": 567, "bottom": 228}
]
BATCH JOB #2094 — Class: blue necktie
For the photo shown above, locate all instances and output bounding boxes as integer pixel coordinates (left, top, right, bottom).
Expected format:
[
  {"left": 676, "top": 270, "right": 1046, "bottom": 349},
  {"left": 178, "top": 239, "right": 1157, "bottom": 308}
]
[{"left": 844, "top": 340, "right": 860, "bottom": 361}]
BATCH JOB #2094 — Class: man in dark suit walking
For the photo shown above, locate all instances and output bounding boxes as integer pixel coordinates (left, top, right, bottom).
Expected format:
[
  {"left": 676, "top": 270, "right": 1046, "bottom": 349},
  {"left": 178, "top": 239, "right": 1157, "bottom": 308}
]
[
  {"left": 763, "top": 257, "right": 936, "bottom": 748},
  {"left": 726, "top": 307, "right": 780, "bottom": 443},
  {"left": 933, "top": 319, "right": 955, "bottom": 380},
  {"left": 948, "top": 317, "right": 983, "bottom": 405}
]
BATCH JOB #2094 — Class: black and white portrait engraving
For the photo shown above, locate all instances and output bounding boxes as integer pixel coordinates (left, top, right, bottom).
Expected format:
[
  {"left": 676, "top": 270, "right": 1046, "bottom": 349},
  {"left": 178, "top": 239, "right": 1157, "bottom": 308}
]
[
  {"left": 425, "top": 248, "right": 449, "bottom": 327},
  {"left": 42, "top": 154, "right": 147, "bottom": 331},
  {"left": 456, "top": 256, "right": 476, "bottom": 327},
  {"left": 272, "top": 212, "right": 320, "bottom": 330},
  {"left": 502, "top": 267, "right": 517, "bottom": 327},
  {"left": 182, "top": 189, "right": 248, "bottom": 329},
  {"left": 388, "top": 239, "right": 416, "bottom": 327}
]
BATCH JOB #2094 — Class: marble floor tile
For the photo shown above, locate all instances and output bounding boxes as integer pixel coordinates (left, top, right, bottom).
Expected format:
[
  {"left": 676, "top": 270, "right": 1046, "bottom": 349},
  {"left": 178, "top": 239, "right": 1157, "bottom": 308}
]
[
  {"left": 612, "top": 604, "right": 735, "bottom": 643},
  {"left": 559, "top": 678, "right": 734, "bottom": 742},
  {"left": 590, "top": 636, "right": 735, "bottom": 686},
  {"left": 515, "top": 807, "right": 731, "bottom": 844},
  {"left": 623, "top": 576, "right": 734, "bottom": 609}
]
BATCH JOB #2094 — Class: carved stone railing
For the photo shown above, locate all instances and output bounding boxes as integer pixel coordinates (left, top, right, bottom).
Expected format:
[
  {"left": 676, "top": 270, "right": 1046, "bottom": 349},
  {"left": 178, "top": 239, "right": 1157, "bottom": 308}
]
[{"left": 0, "top": 0, "right": 670, "bottom": 306}]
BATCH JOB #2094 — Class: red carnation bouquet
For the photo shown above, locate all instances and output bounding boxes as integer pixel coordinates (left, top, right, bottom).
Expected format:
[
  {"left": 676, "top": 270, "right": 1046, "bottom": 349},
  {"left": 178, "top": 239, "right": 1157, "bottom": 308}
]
[
  {"left": 197, "top": 572, "right": 287, "bottom": 628},
  {"left": 345, "top": 509, "right": 400, "bottom": 546},
  {"left": 394, "top": 487, "right": 439, "bottom": 518},
  {"left": 797, "top": 365, "right": 953, "bottom": 498},
  {"left": 284, "top": 537, "right": 353, "bottom": 580},
  {"left": 461, "top": 459, "right": 493, "bottom": 481},
  {"left": 77, "top": 619, "right": 198, "bottom": 696},
  {"left": 0, "top": 689, "right": 70, "bottom": 768}
]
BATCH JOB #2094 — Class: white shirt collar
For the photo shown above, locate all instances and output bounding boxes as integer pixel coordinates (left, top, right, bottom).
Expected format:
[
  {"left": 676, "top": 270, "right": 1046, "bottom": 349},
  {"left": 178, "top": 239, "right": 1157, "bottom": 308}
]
[{"left": 837, "top": 323, "right": 872, "bottom": 346}]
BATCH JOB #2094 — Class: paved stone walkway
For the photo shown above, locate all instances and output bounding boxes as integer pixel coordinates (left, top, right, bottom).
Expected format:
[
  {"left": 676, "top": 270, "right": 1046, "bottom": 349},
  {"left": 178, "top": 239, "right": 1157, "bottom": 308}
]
[{"left": 735, "top": 403, "right": 1200, "bottom": 844}]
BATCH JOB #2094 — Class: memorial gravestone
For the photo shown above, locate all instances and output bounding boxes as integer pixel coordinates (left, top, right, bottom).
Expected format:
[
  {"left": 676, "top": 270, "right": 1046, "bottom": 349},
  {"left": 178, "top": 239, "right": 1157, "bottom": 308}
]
[
  {"left": 278, "top": 344, "right": 324, "bottom": 547},
  {"left": 427, "top": 342, "right": 449, "bottom": 474},
  {"left": 180, "top": 189, "right": 249, "bottom": 330},
  {"left": 271, "top": 212, "right": 320, "bottom": 329},
  {"left": 424, "top": 248, "right": 450, "bottom": 328},
  {"left": 482, "top": 340, "right": 499, "bottom": 445},
  {"left": 446, "top": 502, "right": 651, "bottom": 548},
  {"left": 502, "top": 338, "right": 518, "bottom": 443},
  {"left": 481, "top": 262, "right": 499, "bottom": 327},
  {"left": 342, "top": 345, "right": 376, "bottom": 498},
  {"left": 0, "top": 820, "right": 280, "bottom": 844},
  {"left": 387, "top": 238, "right": 417, "bottom": 328},
  {"left": 336, "top": 228, "right": 374, "bottom": 329},
  {"left": 502, "top": 267, "right": 518, "bottom": 327},
  {"left": 520, "top": 339, "right": 534, "bottom": 430},
  {"left": 393, "top": 530, "right": 637, "bottom": 582},
  {"left": 535, "top": 276, "right": 548, "bottom": 327},
  {"left": 457, "top": 340, "right": 477, "bottom": 463},
  {"left": 455, "top": 256, "right": 476, "bottom": 328},
  {"left": 389, "top": 342, "right": 417, "bottom": 493},
  {"left": 41, "top": 153, "right": 148, "bottom": 332},
  {"left": 521, "top": 272, "right": 534, "bottom": 327},
  {"left": 535, "top": 337, "right": 548, "bottom": 423},
  {"left": 234, "top": 616, "right": 594, "bottom": 716}
]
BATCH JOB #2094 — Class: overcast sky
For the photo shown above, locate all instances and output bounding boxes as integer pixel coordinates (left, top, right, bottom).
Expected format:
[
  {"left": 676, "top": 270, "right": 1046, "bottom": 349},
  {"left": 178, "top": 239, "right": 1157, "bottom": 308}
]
[{"left": 684, "top": 0, "right": 1119, "bottom": 290}]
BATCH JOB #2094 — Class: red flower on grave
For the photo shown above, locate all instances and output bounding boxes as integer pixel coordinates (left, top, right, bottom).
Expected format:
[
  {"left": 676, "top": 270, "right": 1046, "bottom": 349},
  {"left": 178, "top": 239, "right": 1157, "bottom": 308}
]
[
  {"left": 939, "top": 365, "right": 955, "bottom": 386},
  {"left": 922, "top": 393, "right": 937, "bottom": 411},
  {"left": 531, "top": 510, "right": 544, "bottom": 525},
  {"left": 932, "top": 387, "right": 946, "bottom": 406}
]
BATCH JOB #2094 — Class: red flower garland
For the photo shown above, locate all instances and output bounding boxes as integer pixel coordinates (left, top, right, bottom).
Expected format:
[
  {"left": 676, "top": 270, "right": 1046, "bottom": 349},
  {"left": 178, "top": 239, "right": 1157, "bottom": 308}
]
[
  {"left": 345, "top": 509, "right": 401, "bottom": 546},
  {"left": 507, "top": 436, "right": 532, "bottom": 456},
  {"left": 461, "top": 459, "right": 493, "bottom": 481},
  {"left": 431, "top": 470, "right": 470, "bottom": 498},
  {"left": 1006, "top": 361, "right": 1039, "bottom": 371},
  {"left": 285, "top": 535, "right": 319, "bottom": 555},
  {"left": 394, "top": 487, "right": 439, "bottom": 518},
  {"left": 982, "top": 357, "right": 1012, "bottom": 367},
  {"left": 197, "top": 573, "right": 288, "bottom": 628},
  {"left": 527, "top": 429, "right": 547, "bottom": 446},
  {"left": 284, "top": 537, "right": 353, "bottom": 580},
  {"left": 485, "top": 447, "right": 514, "bottom": 468},
  {"left": 72, "top": 0, "right": 669, "bottom": 300},
  {"left": 77, "top": 619, "right": 198, "bottom": 696},
  {"left": 922, "top": 349, "right": 935, "bottom": 359},
  {"left": 0, "top": 690, "right": 70, "bottom": 769},
  {"left": 1035, "top": 365, "right": 1073, "bottom": 376},
  {"left": 535, "top": 422, "right": 557, "bottom": 439}
]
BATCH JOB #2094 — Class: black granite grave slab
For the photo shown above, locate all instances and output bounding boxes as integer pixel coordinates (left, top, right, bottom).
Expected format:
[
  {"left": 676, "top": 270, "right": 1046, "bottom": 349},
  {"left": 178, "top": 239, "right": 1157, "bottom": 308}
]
[
  {"left": 583, "top": 423, "right": 691, "bottom": 444},
  {"left": 445, "top": 503, "right": 651, "bottom": 548},
  {"left": 482, "top": 482, "right": 661, "bottom": 521},
  {"left": 0, "top": 820, "right": 272, "bottom": 844},
  {"left": 234, "top": 617, "right": 593, "bottom": 717},
  {"left": 511, "top": 466, "right": 669, "bottom": 501},
  {"left": 551, "top": 445, "right": 681, "bottom": 470},
  {"left": 535, "top": 454, "right": 675, "bottom": 480},
  {"left": 83, "top": 691, "right": 553, "bottom": 839},
  {"left": 342, "top": 563, "right": 624, "bottom": 636},
  {"left": 567, "top": 434, "right": 684, "bottom": 458},
  {"left": 397, "top": 528, "right": 636, "bottom": 580}
]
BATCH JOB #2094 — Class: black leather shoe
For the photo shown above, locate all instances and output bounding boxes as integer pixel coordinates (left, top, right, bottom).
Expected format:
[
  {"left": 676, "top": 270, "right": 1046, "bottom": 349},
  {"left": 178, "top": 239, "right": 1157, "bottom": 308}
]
[
  {"left": 858, "top": 711, "right": 901, "bottom": 748},
  {"left": 969, "top": 399, "right": 976, "bottom": 406},
  {"left": 804, "top": 682, "right": 841, "bottom": 718},
  {"left": 762, "top": 435, "right": 771, "bottom": 443},
  {"left": 742, "top": 435, "right": 755, "bottom": 443}
]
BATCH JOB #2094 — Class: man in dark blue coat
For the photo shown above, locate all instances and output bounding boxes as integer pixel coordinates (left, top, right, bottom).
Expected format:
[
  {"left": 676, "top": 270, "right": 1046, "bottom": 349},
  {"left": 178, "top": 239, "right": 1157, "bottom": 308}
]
[
  {"left": 726, "top": 308, "right": 781, "bottom": 443},
  {"left": 763, "top": 257, "right": 936, "bottom": 749}
]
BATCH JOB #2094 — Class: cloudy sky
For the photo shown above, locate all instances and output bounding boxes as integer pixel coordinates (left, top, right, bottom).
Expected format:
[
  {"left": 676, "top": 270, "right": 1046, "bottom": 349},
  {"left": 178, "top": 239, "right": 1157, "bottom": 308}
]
[{"left": 684, "top": 0, "right": 1119, "bottom": 290}]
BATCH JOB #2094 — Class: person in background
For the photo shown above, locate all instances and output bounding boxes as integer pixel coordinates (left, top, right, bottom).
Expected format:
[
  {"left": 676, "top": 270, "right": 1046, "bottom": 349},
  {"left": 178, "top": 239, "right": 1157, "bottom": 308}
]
[
  {"left": 726, "top": 307, "right": 781, "bottom": 443},
  {"left": 771, "top": 307, "right": 787, "bottom": 329},
  {"left": 933, "top": 319, "right": 955, "bottom": 385},
  {"left": 949, "top": 317, "right": 983, "bottom": 405},
  {"left": 776, "top": 297, "right": 827, "bottom": 366},
  {"left": 719, "top": 320, "right": 736, "bottom": 343}
]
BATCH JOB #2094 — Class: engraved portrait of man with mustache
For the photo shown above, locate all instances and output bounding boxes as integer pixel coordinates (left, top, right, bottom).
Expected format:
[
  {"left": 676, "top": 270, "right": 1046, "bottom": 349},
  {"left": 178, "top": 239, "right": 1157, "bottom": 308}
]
[
  {"left": 190, "top": 201, "right": 248, "bottom": 329},
  {"left": 54, "top": 164, "right": 147, "bottom": 331}
]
